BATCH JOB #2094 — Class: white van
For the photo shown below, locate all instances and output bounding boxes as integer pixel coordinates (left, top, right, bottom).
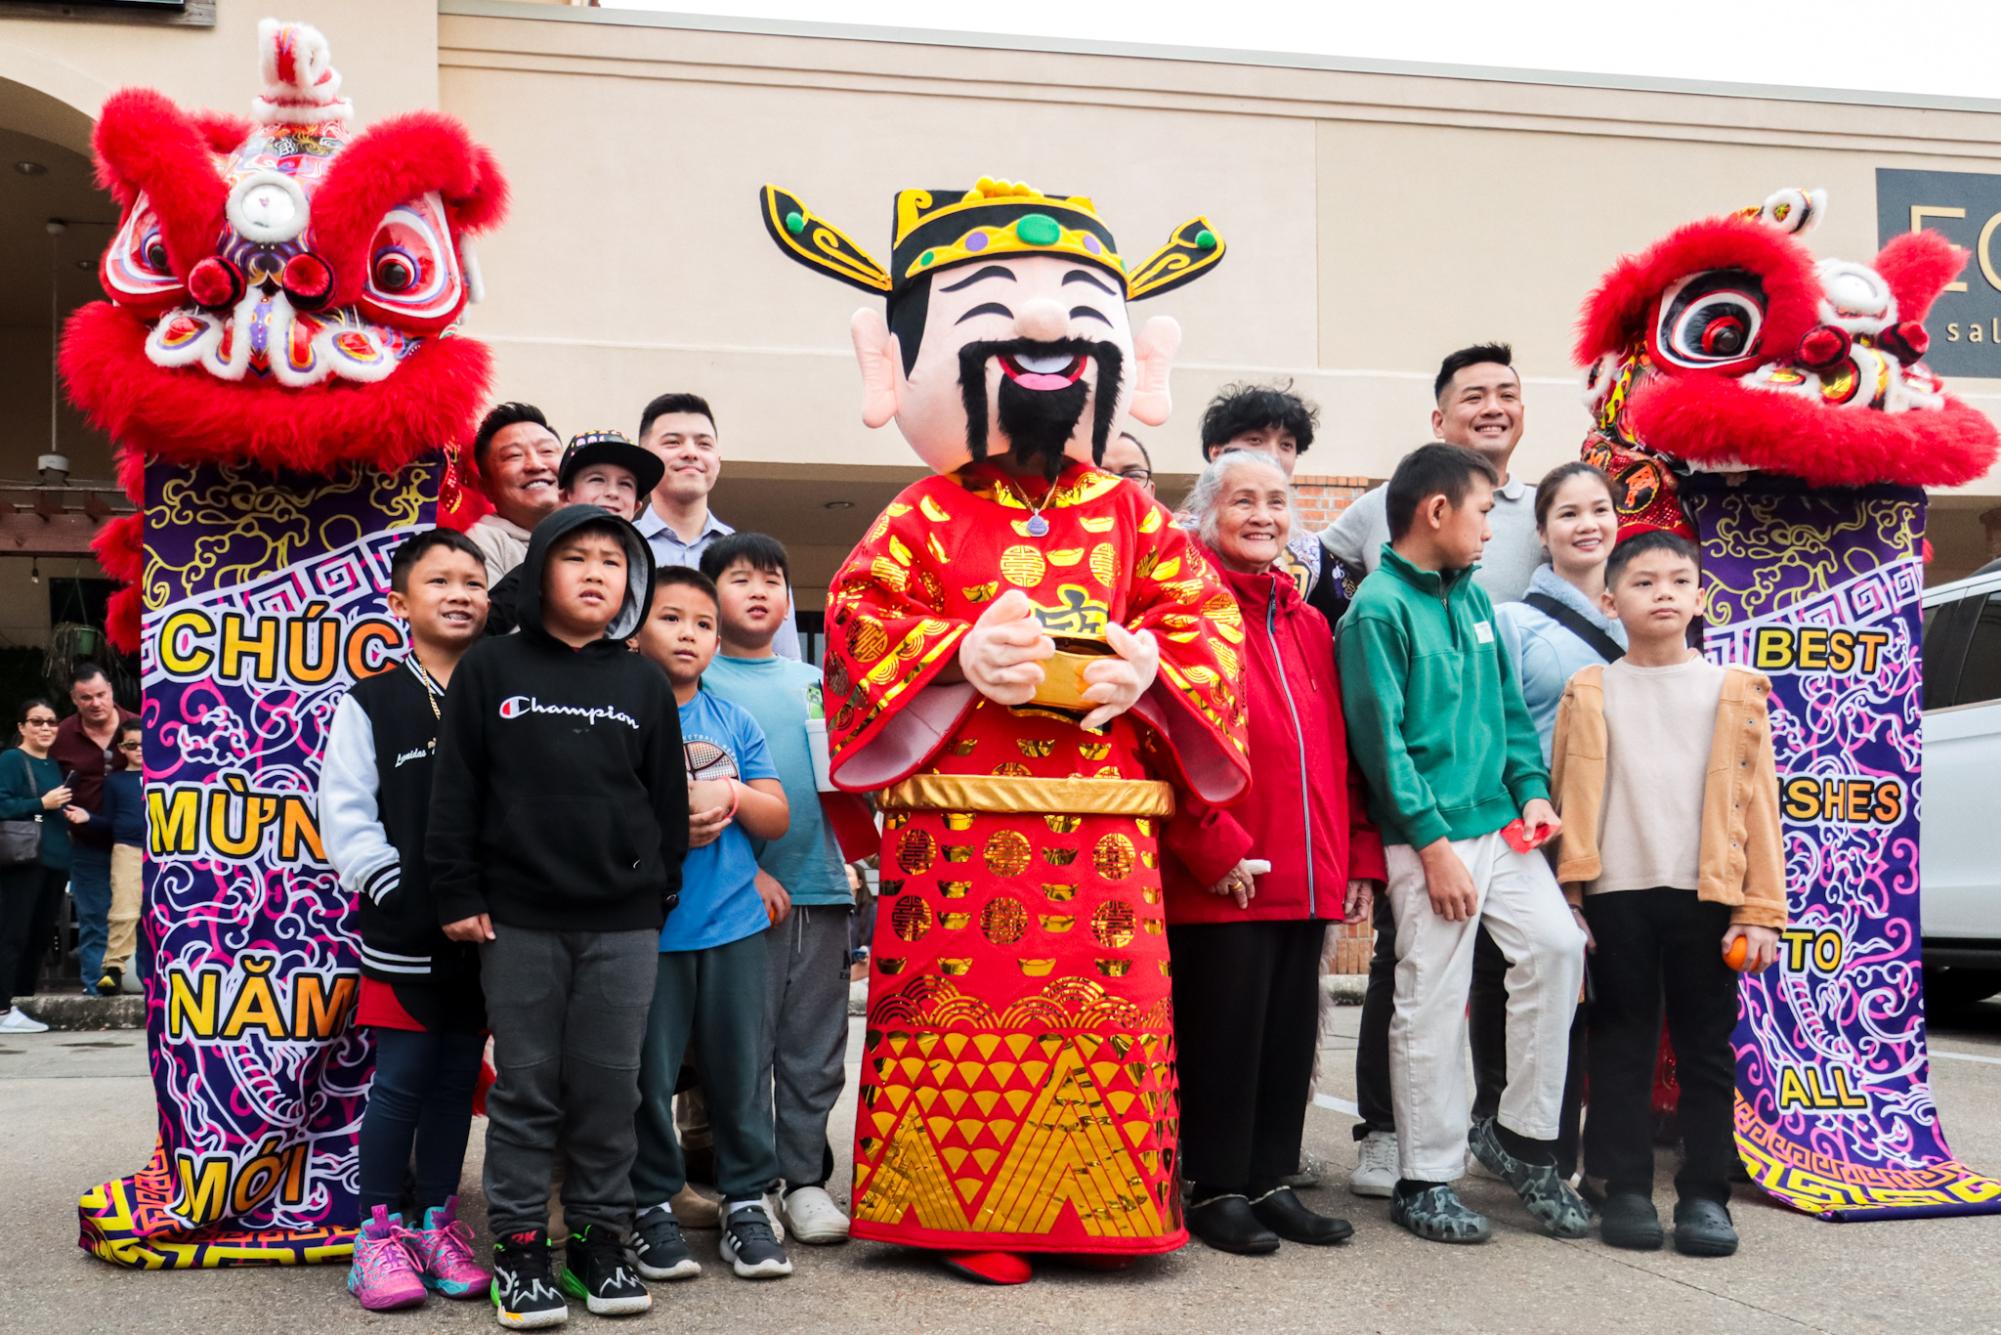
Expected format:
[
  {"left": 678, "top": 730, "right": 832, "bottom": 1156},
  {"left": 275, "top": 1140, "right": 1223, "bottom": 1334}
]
[{"left": 1921, "top": 558, "right": 2001, "bottom": 1008}]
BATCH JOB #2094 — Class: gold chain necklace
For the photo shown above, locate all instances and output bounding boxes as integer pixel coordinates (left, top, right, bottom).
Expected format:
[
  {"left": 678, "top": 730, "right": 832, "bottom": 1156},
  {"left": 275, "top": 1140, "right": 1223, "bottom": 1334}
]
[{"left": 406, "top": 655, "right": 443, "bottom": 722}]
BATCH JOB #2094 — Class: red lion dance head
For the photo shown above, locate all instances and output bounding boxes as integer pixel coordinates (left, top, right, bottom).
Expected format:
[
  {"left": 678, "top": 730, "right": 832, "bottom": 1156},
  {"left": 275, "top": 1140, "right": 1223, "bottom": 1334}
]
[
  {"left": 63, "top": 19, "right": 508, "bottom": 648},
  {"left": 1575, "top": 188, "right": 1998, "bottom": 539}
]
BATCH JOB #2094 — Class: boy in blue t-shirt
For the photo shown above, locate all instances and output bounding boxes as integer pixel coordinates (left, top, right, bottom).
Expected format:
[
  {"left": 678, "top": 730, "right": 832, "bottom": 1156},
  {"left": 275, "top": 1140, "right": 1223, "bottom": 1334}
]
[
  {"left": 630, "top": 566, "right": 795, "bottom": 1282},
  {"left": 700, "top": 534, "right": 855, "bottom": 1246}
]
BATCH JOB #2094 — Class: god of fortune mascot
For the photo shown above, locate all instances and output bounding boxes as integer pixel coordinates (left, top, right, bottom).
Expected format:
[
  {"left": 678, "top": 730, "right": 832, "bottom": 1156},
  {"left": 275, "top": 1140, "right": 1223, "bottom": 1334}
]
[
  {"left": 759, "top": 178, "right": 1250, "bottom": 1282},
  {"left": 61, "top": 21, "right": 506, "bottom": 1266},
  {"left": 1575, "top": 190, "right": 2001, "bottom": 1220}
]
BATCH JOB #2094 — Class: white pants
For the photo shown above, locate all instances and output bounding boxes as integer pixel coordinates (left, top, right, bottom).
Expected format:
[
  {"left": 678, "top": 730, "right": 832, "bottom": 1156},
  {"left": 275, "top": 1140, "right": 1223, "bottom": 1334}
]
[{"left": 1385, "top": 830, "right": 1585, "bottom": 1182}]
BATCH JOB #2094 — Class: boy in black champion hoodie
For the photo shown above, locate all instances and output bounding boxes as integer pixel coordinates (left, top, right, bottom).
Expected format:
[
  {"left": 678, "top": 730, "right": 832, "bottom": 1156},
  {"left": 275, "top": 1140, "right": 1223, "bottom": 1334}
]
[{"left": 428, "top": 505, "right": 688, "bottom": 1327}]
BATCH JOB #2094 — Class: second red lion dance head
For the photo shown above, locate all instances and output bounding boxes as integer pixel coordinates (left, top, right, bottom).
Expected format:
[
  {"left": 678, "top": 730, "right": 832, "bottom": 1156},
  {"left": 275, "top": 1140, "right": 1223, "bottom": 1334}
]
[{"left": 1575, "top": 187, "right": 1998, "bottom": 539}]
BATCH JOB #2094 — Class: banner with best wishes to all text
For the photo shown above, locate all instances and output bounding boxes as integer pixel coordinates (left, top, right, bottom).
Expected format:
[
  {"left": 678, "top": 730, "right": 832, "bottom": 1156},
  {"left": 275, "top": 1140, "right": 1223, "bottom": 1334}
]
[
  {"left": 1686, "top": 476, "right": 2001, "bottom": 1220},
  {"left": 77, "top": 460, "right": 433, "bottom": 1268}
]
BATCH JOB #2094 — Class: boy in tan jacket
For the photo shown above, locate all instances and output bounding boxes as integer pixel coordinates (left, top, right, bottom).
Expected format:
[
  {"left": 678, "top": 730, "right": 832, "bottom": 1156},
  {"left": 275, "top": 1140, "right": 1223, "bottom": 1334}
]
[{"left": 1549, "top": 530, "right": 1786, "bottom": 1260}]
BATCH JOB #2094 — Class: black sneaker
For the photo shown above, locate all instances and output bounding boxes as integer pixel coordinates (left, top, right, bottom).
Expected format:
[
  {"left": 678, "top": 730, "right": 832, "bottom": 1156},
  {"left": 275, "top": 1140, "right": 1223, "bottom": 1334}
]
[
  {"left": 491, "top": 1229, "right": 569, "bottom": 1328},
  {"left": 719, "top": 1203, "right": 793, "bottom": 1279},
  {"left": 97, "top": 966, "right": 121, "bottom": 997},
  {"left": 561, "top": 1225, "right": 651, "bottom": 1316},
  {"left": 632, "top": 1206, "right": 701, "bottom": 1281}
]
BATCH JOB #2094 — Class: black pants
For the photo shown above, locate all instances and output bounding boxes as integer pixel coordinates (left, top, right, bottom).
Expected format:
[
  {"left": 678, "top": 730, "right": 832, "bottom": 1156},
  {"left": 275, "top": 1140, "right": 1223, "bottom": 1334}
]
[
  {"left": 481, "top": 925, "right": 659, "bottom": 1236},
  {"left": 1582, "top": 890, "right": 1738, "bottom": 1204},
  {"left": 358, "top": 1025, "right": 488, "bottom": 1217},
  {"left": 0, "top": 862, "right": 67, "bottom": 1010},
  {"left": 1354, "top": 893, "right": 1584, "bottom": 1171},
  {"left": 1169, "top": 918, "right": 1325, "bottom": 1193}
]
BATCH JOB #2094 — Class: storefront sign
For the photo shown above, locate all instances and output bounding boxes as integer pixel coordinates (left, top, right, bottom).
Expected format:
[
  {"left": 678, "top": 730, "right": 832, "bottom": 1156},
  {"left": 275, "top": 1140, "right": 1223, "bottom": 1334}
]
[{"left": 1878, "top": 168, "right": 2001, "bottom": 380}]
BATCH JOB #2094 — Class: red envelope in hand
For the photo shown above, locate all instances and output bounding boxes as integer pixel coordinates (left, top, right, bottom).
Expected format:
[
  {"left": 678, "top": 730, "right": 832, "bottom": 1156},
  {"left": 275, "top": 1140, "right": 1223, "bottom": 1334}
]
[{"left": 1501, "top": 818, "right": 1551, "bottom": 854}]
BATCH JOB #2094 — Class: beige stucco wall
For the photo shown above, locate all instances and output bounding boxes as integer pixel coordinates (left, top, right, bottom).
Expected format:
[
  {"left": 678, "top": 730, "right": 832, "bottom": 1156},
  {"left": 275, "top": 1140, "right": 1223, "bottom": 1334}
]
[
  {"left": 0, "top": 2, "right": 437, "bottom": 134},
  {"left": 6, "top": 1, "right": 2000, "bottom": 595},
  {"left": 431, "top": 3, "right": 2001, "bottom": 584}
]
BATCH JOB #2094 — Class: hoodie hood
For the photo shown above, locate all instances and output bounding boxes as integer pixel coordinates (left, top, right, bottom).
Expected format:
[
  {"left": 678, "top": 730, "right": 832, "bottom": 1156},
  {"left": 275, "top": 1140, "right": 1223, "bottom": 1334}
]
[{"left": 515, "top": 504, "right": 656, "bottom": 644}]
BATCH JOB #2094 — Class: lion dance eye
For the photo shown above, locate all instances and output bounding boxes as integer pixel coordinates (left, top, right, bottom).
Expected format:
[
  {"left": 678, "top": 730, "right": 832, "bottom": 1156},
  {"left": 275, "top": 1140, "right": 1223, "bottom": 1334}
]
[
  {"left": 357, "top": 197, "right": 465, "bottom": 331},
  {"left": 371, "top": 247, "right": 418, "bottom": 292},
  {"left": 1655, "top": 269, "right": 1767, "bottom": 370},
  {"left": 142, "top": 231, "right": 170, "bottom": 274}
]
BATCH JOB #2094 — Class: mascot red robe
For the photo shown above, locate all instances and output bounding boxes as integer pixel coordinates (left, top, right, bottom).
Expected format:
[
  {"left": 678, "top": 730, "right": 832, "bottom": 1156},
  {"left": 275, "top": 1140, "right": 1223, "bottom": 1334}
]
[{"left": 760, "top": 178, "right": 1249, "bottom": 1281}]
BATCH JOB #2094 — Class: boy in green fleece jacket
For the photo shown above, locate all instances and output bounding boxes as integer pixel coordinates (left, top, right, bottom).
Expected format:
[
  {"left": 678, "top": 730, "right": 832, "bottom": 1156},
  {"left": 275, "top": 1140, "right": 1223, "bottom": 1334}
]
[{"left": 1336, "top": 443, "right": 1589, "bottom": 1247}]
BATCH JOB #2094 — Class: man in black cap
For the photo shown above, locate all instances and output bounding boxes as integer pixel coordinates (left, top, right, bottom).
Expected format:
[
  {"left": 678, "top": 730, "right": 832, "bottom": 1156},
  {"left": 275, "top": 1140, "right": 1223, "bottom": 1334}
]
[{"left": 481, "top": 430, "right": 664, "bottom": 637}]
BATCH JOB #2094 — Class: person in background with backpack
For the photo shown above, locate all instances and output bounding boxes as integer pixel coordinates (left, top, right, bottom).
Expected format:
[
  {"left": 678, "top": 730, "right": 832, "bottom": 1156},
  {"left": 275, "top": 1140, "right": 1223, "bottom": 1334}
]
[
  {"left": 1477, "top": 460, "right": 1627, "bottom": 1183},
  {"left": 1496, "top": 463, "right": 1629, "bottom": 760},
  {"left": 0, "top": 699, "right": 74, "bottom": 1033}
]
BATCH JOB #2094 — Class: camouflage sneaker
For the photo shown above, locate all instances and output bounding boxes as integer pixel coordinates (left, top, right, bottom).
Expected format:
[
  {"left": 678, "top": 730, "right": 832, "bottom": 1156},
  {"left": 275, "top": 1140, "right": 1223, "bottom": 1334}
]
[
  {"left": 1389, "top": 1184, "right": 1491, "bottom": 1244},
  {"left": 1468, "top": 1117, "right": 1591, "bottom": 1239}
]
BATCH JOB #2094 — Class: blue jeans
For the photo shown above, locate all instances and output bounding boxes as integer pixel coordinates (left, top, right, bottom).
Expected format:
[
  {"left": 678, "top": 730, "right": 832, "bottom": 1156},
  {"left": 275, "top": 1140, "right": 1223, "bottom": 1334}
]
[
  {"left": 70, "top": 844, "right": 111, "bottom": 991},
  {"left": 357, "top": 1025, "right": 488, "bottom": 1217}
]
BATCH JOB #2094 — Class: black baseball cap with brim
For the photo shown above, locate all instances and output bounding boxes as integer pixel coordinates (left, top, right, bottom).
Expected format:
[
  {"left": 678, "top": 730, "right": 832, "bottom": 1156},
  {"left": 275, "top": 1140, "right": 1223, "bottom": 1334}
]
[{"left": 560, "top": 430, "right": 665, "bottom": 499}]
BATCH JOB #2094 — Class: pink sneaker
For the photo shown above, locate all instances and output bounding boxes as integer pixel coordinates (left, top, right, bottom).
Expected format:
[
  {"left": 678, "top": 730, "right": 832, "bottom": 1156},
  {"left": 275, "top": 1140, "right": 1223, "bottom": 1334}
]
[
  {"left": 347, "top": 1205, "right": 428, "bottom": 1311},
  {"left": 410, "top": 1196, "right": 489, "bottom": 1299}
]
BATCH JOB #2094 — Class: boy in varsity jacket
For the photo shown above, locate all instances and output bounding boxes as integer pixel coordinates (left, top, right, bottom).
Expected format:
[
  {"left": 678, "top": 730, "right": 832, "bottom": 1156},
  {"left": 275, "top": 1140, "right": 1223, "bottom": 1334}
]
[{"left": 320, "top": 529, "right": 494, "bottom": 1312}]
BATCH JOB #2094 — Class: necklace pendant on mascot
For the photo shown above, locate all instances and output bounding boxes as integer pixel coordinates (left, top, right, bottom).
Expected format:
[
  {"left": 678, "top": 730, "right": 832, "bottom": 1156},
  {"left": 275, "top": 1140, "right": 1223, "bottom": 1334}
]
[{"left": 1026, "top": 513, "right": 1050, "bottom": 538}]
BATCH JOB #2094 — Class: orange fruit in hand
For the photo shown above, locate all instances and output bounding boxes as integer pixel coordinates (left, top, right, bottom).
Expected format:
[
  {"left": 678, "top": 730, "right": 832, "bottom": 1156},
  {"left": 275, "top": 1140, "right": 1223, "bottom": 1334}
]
[{"left": 1723, "top": 935, "right": 1751, "bottom": 972}]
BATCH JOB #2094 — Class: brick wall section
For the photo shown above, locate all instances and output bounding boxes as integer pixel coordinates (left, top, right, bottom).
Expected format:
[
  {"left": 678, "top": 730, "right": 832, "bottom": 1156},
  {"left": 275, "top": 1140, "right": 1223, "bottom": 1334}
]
[{"left": 1292, "top": 473, "right": 1383, "bottom": 974}]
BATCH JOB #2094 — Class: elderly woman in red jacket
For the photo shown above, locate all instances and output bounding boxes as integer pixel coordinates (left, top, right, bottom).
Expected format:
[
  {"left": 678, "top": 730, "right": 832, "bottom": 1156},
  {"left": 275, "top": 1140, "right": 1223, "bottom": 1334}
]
[{"left": 1166, "top": 449, "right": 1386, "bottom": 1256}]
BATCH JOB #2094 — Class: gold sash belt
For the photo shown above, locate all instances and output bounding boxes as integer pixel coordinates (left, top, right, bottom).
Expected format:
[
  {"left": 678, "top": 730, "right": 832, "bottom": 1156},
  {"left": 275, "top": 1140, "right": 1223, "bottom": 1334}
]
[{"left": 877, "top": 773, "right": 1175, "bottom": 818}]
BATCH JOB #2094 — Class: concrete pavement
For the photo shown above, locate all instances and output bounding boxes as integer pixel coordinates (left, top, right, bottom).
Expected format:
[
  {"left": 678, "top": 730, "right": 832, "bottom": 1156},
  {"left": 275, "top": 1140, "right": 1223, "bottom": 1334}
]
[{"left": 6, "top": 1001, "right": 2000, "bottom": 1334}]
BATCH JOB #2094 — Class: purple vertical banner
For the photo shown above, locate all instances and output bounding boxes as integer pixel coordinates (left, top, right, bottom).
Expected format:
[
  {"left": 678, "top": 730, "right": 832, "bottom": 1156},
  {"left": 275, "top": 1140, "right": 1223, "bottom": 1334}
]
[
  {"left": 77, "top": 460, "right": 433, "bottom": 1268},
  {"left": 1686, "top": 477, "right": 2001, "bottom": 1220}
]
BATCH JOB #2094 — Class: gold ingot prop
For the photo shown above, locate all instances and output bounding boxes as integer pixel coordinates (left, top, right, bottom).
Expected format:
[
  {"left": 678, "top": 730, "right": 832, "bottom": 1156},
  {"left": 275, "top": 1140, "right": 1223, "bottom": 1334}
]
[{"left": 1026, "top": 635, "right": 1114, "bottom": 715}]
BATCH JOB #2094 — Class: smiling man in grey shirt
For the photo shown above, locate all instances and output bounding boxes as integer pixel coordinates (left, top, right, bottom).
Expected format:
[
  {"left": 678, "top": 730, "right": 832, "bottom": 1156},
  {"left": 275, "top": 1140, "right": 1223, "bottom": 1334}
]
[{"left": 1322, "top": 342, "right": 1542, "bottom": 603}]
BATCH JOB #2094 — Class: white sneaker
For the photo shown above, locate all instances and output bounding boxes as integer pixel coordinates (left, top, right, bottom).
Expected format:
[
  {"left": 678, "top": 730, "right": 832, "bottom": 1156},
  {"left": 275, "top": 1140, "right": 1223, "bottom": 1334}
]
[
  {"left": 779, "top": 1186, "right": 850, "bottom": 1244},
  {"left": 0, "top": 1008, "right": 49, "bottom": 1034},
  {"left": 1350, "top": 1129, "right": 1398, "bottom": 1198}
]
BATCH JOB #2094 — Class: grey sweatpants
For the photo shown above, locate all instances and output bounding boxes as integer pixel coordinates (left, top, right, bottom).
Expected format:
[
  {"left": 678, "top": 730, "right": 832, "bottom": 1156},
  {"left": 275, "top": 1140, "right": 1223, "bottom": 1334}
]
[
  {"left": 760, "top": 905, "right": 853, "bottom": 1188},
  {"left": 633, "top": 930, "right": 778, "bottom": 1204},
  {"left": 481, "top": 925, "right": 658, "bottom": 1237}
]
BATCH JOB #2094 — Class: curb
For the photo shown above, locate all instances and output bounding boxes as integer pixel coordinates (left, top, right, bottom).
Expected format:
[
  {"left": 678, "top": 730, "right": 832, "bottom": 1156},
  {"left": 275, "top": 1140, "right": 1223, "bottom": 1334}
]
[{"left": 14, "top": 993, "right": 145, "bottom": 1031}]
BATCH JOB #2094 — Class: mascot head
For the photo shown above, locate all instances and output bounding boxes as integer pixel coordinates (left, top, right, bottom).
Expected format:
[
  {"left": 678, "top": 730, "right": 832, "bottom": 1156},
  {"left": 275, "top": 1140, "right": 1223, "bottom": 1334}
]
[
  {"left": 63, "top": 19, "right": 508, "bottom": 483},
  {"left": 1576, "top": 188, "right": 1998, "bottom": 535},
  {"left": 759, "top": 176, "right": 1224, "bottom": 478}
]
